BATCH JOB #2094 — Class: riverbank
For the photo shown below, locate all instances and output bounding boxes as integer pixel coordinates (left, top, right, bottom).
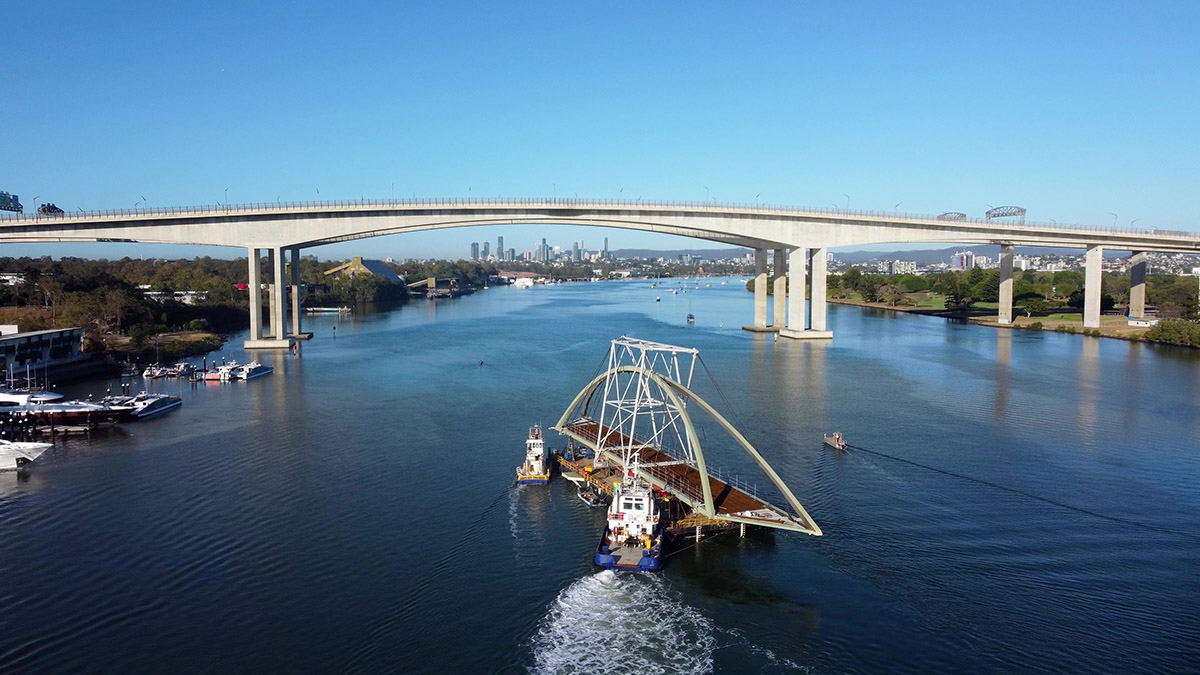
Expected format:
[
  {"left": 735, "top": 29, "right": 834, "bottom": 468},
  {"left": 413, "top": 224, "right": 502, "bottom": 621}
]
[
  {"left": 827, "top": 297, "right": 1161, "bottom": 343},
  {"left": 101, "top": 330, "right": 226, "bottom": 362}
]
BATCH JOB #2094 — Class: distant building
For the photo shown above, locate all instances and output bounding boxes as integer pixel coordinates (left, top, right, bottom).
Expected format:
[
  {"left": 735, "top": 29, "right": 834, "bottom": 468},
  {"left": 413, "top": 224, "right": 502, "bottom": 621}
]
[
  {"left": 482, "top": 241, "right": 490, "bottom": 259},
  {"left": 497, "top": 236, "right": 504, "bottom": 258},
  {"left": 889, "top": 260, "right": 917, "bottom": 275},
  {"left": 954, "top": 250, "right": 976, "bottom": 271},
  {"left": 1015, "top": 256, "right": 1031, "bottom": 271},
  {"left": 0, "top": 273, "right": 25, "bottom": 286},
  {"left": 0, "top": 327, "right": 87, "bottom": 376},
  {"left": 470, "top": 243, "right": 479, "bottom": 260},
  {"left": 323, "top": 257, "right": 406, "bottom": 283}
]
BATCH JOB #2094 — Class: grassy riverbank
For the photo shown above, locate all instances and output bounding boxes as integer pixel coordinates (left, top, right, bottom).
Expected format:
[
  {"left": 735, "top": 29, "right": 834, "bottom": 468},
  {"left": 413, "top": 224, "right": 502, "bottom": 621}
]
[{"left": 828, "top": 294, "right": 1157, "bottom": 342}]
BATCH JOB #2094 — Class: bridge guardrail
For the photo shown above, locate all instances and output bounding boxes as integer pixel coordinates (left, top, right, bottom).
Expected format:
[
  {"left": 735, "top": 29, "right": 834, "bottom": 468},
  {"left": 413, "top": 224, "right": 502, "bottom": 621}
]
[{"left": 0, "top": 197, "right": 1195, "bottom": 240}]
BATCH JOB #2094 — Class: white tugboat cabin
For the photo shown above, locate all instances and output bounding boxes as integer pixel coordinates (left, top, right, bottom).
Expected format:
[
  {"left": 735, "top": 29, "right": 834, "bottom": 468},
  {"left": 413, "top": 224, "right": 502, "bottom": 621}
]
[{"left": 516, "top": 425, "right": 550, "bottom": 484}]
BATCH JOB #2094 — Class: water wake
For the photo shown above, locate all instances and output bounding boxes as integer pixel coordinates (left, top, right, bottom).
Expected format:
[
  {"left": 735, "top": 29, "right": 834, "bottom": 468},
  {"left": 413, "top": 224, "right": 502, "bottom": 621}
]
[{"left": 529, "top": 570, "right": 715, "bottom": 674}]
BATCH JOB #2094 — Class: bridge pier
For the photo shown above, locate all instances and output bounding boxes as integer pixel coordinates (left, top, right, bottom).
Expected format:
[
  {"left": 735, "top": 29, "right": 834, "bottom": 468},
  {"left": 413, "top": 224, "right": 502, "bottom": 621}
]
[
  {"left": 780, "top": 246, "right": 833, "bottom": 339},
  {"left": 245, "top": 245, "right": 293, "bottom": 350},
  {"left": 998, "top": 244, "right": 1014, "bottom": 324},
  {"left": 289, "top": 247, "right": 309, "bottom": 339},
  {"left": 247, "top": 248, "right": 262, "bottom": 340},
  {"left": 1129, "top": 251, "right": 1147, "bottom": 319},
  {"left": 772, "top": 248, "right": 787, "bottom": 328},
  {"left": 1083, "top": 244, "right": 1103, "bottom": 329},
  {"left": 743, "top": 248, "right": 772, "bottom": 332}
]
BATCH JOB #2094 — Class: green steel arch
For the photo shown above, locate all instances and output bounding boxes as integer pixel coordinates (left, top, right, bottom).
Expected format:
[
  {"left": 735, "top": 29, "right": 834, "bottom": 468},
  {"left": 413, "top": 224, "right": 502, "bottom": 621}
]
[{"left": 554, "top": 365, "right": 821, "bottom": 536}]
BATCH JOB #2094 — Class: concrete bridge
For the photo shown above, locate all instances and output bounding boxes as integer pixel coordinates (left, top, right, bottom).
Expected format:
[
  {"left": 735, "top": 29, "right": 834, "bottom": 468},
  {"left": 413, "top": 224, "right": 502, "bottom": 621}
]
[{"left": 2, "top": 198, "right": 1197, "bottom": 348}]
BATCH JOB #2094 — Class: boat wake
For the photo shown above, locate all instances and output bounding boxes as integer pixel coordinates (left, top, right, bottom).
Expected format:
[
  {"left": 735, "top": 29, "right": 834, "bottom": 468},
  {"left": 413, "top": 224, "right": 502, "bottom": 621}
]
[{"left": 528, "top": 570, "right": 715, "bottom": 674}]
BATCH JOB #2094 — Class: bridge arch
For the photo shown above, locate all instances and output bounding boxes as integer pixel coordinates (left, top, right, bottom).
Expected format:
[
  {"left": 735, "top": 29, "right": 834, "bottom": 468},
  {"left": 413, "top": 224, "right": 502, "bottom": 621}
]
[{"left": 554, "top": 364, "right": 821, "bottom": 535}]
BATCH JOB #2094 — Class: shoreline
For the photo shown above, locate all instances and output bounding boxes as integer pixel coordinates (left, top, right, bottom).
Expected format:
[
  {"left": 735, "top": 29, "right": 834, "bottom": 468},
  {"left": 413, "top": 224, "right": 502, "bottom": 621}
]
[{"left": 826, "top": 297, "right": 1170, "bottom": 346}]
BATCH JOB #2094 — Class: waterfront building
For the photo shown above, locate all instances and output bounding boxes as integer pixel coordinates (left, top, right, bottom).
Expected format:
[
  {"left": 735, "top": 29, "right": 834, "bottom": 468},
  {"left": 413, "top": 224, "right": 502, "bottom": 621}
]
[
  {"left": 0, "top": 326, "right": 87, "bottom": 376},
  {"left": 323, "top": 257, "right": 406, "bottom": 283}
]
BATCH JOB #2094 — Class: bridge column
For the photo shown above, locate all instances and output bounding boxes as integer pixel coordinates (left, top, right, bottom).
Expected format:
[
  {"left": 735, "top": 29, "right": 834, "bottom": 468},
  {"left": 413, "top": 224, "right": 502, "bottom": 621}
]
[
  {"left": 245, "top": 246, "right": 292, "bottom": 349},
  {"left": 772, "top": 248, "right": 787, "bottom": 328},
  {"left": 1129, "top": 251, "right": 1147, "bottom": 319},
  {"left": 743, "top": 248, "right": 770, "bottom": 332},
  {"left": 782, "top": 247, "right": 833, "bottom": 339},
  {"left": 270, "top": 246, "right": 287, "bottom": 340},
  {"left": 783, "top": 247, "right": 806, "bottom": 331},
  {"left": 810, "top": 247, "right": 830, "bottom": 334},
  {"left": 998, "top": 244, "right": 1014, "bottom": 325},
  {"left": 289, "top": 247, "right": 305, "bottom": 339},
  {"left": 1083, "top": 244, "right": 1103, "bottom": 329},
  {"left": 247, "top": 248, "right": 262, "bottom": 340},
  {"left": 267, "top": 248, "right": 280, "bottom": 339}
]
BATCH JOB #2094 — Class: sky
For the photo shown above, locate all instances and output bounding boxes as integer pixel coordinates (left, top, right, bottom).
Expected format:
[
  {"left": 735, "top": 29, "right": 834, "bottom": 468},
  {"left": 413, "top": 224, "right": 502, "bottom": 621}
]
[{"left": 3, "top": 1, "right": 1198, "bottom": 260}]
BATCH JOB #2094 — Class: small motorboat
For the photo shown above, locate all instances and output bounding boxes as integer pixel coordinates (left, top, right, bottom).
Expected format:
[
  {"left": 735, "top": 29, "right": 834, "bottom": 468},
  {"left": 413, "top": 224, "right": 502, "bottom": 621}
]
[
  {"left": 655, "top": 296, "right": 661, "bottom": 302},
  {"left": 824, "top": 432, "right": 847, "bottom": 451},
  {"left": 577, "top": 486, "right": 606, "bottom": 508},
  {"left": 686, "top": 314, "right": 695, "bottom": 324}
]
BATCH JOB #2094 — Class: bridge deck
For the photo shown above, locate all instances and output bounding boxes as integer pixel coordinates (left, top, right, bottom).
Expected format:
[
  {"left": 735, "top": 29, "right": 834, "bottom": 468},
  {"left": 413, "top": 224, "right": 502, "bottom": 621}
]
[{"left": 558, "top": 419, "right": 814, "bottom": 532}]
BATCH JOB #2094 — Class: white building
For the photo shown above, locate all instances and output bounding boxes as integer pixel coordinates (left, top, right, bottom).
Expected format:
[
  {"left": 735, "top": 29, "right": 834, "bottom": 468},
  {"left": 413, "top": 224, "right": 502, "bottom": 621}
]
[
  {"left": 954, "top": 250, "right": 976, "bottom": 271},
  {"left": 889, "top": 260, "right": 917, "bottom": 275}
]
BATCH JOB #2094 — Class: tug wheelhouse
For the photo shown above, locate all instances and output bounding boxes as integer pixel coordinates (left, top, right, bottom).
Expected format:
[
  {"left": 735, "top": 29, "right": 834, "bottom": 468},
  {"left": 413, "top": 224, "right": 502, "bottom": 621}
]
[{"left": 516, "top": 425, "right": 551, "bottom": 484}]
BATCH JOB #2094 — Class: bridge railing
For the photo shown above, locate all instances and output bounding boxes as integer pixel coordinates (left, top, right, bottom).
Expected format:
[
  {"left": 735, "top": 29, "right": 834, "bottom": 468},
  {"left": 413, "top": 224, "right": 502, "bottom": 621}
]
[{"left": 0, "top": 197, "right": 1195, "bottom": 240}]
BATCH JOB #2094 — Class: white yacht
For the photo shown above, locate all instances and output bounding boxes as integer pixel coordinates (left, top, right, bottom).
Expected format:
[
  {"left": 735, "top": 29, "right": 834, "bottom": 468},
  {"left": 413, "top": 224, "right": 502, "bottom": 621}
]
[
  {"left": 0, "top": 438, "right": 54, "bottom": 472},
  {"left": 104, "top": 392, "right": 183, "bottom": 419},
  {"left": 232, "top": 362, "right": 273, "bottom": 380}
]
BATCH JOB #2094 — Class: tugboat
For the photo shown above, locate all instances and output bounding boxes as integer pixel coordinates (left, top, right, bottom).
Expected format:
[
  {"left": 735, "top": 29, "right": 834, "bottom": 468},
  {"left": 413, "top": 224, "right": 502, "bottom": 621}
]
[
  {"left": 595, "top": 466, "right": 665, "bottom": 572},
  {"left": 516, "top": 425, "right": 551, "bottom": 484},
  {"left": 823, "top": 432, "right": 847, "bottom": 451}
]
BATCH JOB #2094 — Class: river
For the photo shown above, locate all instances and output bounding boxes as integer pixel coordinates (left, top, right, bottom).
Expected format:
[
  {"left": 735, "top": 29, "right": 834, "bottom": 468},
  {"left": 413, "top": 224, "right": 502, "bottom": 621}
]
[{"left": 1, "top": 278, "right": 1197, "bottom": 673}]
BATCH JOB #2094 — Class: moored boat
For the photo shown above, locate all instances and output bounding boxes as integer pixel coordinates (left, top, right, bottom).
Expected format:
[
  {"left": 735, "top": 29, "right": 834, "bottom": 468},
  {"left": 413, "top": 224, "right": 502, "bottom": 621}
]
[
  {"left": 0, "top": 438, "right": 54, "bottom": 472},
  {"left": 202, "top": 363, "right": 238, "bottom": 381},
  {"left": 577, "top": 485, "right": 606, "bottom": 508},
  {"left": 516, "top": 425, "right": 551, "bottom": 484},
  {"left": 823, "top": 432, "right": 847, "bottom": 451},
  {"left": 231, "top": 362, "right": 273, "bottom": 380},
  {"left": 109, "top": 392, "right": 183, "bottom": 419},
  {"left": 142, "top": 364, "right": 170, "bottom": 379}
]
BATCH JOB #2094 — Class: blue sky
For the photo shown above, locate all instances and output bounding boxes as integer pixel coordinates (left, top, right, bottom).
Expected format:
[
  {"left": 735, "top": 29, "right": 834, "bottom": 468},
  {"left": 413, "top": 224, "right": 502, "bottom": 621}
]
[{"left": 3, "top": 1, "right": 1197, "bottom": 260}]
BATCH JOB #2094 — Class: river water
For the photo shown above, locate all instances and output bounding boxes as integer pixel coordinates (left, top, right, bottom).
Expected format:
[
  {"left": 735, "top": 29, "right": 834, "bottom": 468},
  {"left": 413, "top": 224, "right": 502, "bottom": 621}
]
[{"left": 1, "top": 279, "right": 1198, "bottom": 673}]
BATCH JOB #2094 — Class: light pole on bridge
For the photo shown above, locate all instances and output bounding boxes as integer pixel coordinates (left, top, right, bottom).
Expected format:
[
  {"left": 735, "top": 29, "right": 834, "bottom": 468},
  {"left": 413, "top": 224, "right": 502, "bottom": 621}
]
[{"left": 1108, "top": 212, "right": 1118, "bottom": 228}]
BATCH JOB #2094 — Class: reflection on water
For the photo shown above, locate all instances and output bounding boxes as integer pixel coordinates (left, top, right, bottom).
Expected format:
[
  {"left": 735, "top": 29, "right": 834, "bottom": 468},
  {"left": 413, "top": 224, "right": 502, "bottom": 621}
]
[
  {"left": 1076, "top": 337, "right": 1101, "bottom": 441},
  {"left": 994, "top": 330, "right": 1011, "bottom": 422}
]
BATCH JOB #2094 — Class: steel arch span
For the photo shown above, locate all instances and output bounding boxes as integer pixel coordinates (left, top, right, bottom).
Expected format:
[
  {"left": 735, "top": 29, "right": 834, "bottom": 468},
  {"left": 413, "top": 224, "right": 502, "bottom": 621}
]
[{"left": 554, "top": 353, "right": 821, "bottom": 536}]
